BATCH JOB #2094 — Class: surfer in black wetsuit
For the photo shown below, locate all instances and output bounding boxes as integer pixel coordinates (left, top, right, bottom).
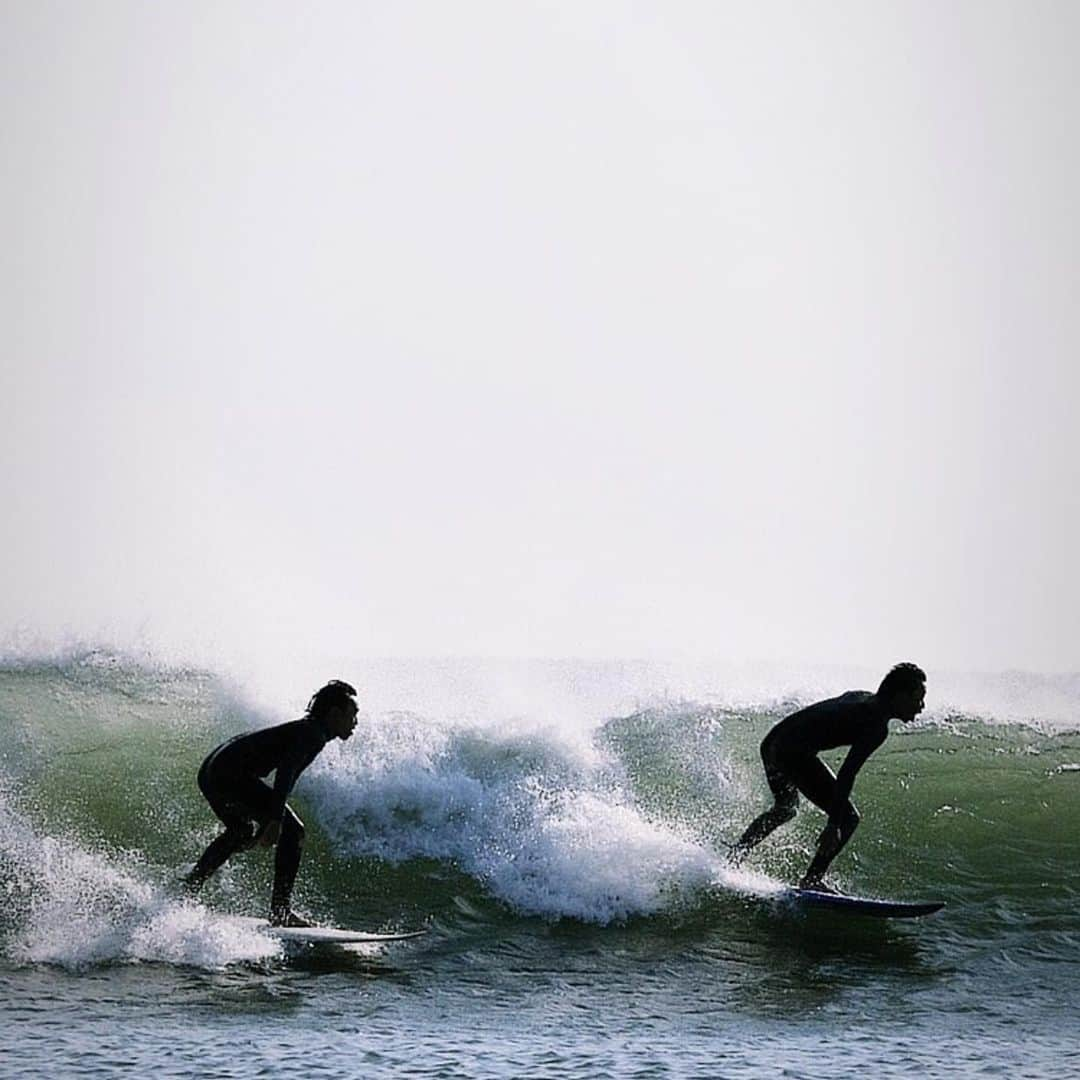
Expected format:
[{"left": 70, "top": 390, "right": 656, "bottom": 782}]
[
  {"left": 731, "top": 663, "right": 926, "bottom": 891},
  {"left": 183, "top": 680, "right": 359, "bottom": 926}
]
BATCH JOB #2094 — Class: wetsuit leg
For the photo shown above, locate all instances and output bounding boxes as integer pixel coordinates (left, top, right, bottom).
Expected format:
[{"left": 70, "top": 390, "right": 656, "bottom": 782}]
[
  {"left": 787, "top": 757, "right": 860, "bottom": 888},
  {"left": 731, "top": 737, "right": 800, "bottom": 859},
  {"left": 788, "top": 753, "right": 860, "bottom": 843},
  {"left": 269, "top": 807, "right": 306, "bottom": 922},
  {"left": 184, "top": 762, "right": 271, "bottom": 891},
  {"left": 786, "top": 755, "right": 839, "bottom": 814},
  {"left": 185, "top": 825, "right": 255, "bottom": 889},
  {"left": 187, "top": 758, "right": 310, "bottom": 921}
]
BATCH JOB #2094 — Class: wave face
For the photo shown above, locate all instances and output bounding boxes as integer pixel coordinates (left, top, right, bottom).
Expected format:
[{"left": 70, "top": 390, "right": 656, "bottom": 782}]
[{"left": 1, "top": 651, "right": 1078, "bottom": 969}]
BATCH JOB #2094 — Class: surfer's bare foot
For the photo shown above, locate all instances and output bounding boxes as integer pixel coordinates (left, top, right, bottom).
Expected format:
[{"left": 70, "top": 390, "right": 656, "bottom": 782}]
[{"left": 269, "top": 910, "right": 315, "bottom": 928}]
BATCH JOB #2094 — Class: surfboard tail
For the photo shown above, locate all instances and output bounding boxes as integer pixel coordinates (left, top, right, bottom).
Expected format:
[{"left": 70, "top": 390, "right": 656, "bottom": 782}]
[{"left": 783, "top": 889, "right": 945, "bottom": 918}]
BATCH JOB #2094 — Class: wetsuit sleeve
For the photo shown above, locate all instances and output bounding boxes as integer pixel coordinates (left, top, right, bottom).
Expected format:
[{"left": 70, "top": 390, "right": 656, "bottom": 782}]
[
  {"left": 269, "top": 735, "right": 320, "bottom": 822},
  {"left": 269, "top": 759, "right": 300, "bottom": 822}
]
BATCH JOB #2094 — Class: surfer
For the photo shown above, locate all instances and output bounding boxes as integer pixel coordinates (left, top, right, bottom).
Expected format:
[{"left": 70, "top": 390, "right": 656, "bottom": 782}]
[
  {"left": 731, "top": 663, "right": 926, "bottom": 891},
  {"left": 182, "top": 679, "right": 358, "bottom": 926}
]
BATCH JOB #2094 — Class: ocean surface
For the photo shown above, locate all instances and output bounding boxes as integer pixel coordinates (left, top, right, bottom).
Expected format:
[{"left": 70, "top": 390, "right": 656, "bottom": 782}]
[{"left": 3, "top": 651, "right": 1079, "bottom": 1078}]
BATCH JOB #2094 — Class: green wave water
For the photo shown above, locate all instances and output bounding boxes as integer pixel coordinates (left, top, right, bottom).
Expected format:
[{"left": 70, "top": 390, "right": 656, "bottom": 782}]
[{"left": 3, "top": 651, "right": 1079, "bottom": 1078}]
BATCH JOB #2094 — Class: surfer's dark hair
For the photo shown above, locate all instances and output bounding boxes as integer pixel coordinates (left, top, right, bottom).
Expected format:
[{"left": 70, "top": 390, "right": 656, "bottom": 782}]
[
  {"left": 306, "top": 679, "right": 358, "bottom": 718},
  {"left": 878, "top": 663, "right": 926, "bottom": 699}
]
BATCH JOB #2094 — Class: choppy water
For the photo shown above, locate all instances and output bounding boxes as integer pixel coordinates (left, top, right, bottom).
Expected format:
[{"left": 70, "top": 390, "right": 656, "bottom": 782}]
[{"left": 3, "top": 652, "right": 1079, "bottom": 1077}]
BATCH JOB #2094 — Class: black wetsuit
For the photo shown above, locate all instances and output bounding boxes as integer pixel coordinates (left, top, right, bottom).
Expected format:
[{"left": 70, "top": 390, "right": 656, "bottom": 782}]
[
  {"left": 734, "top": 683, "right": 916, "bottom": 888},
  {"left": 187, "top": 717, "right": 332, "bottom": 918},
  {"left": 761, "top": 691, "right": 887, "bottom": 813}
]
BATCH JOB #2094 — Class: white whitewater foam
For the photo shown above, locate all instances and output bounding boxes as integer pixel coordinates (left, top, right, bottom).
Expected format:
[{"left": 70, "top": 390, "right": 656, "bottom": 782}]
[
  {"left": 0, "top": 785, "right": 278, "bottom": 969},
  {"left": 305, "top": 712, "right": 730, "bottom": 923}
]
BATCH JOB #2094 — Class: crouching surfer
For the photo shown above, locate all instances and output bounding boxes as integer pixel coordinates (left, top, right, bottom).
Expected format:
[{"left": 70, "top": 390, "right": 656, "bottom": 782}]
[
  {"left": 183, "top": 679, "right": 358, "bottom": 926},
  {"left": 731, "top": 663, "right": 926, "bottom": 891}
]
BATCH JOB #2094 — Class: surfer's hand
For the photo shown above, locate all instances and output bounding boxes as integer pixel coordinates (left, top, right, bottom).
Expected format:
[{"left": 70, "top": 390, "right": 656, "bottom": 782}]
[{"left": 256, "top": 820, "right": 280, "bottom": 847}]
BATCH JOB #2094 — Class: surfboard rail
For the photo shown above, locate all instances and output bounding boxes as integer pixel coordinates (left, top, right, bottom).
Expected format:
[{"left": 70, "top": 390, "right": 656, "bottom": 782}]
[
  {"left": 779, "top": 889, "right": 945, "bottom": 919},
  {"left": 235, "top": 915, "right": 428, "bottom": 944}
]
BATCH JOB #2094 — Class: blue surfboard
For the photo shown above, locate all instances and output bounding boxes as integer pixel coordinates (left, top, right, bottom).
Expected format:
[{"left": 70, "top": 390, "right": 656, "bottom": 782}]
[{"left": 782, "top": 889, "right": 945, "bottom": 918}]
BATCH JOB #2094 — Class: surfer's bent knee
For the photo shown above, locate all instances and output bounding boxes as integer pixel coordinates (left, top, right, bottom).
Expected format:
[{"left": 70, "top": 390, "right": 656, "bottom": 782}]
[{"left": 228, "top": 821, "right": 256, "bottom": 848}]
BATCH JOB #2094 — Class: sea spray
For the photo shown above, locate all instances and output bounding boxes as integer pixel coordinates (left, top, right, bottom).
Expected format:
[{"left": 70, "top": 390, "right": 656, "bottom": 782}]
[
  {"left": 2, "top": 650, "right": 1079, "bottom": 954},
  {"left": 305, "top": 712, "right": 727, "bottom": 922},
  {"left": 3, "top": 651, "right": 1078, "bottom": 1080},
  {"left": 0, "top": 783, "right": 278, "bottom": 968}
]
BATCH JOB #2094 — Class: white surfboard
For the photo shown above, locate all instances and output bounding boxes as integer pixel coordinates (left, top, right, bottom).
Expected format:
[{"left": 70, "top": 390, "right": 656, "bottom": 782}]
[
  {"left": 782, "top": 888, "right": 945, "bottom": 919},
  {"left": 236, "top": 915, "right": 428, "bottom": 944}
]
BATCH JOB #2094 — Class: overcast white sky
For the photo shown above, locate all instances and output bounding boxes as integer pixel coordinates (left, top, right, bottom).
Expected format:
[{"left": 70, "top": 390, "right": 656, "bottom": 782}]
[{"left": 2, "top": 1, "right": 1077, "bottom": 674}]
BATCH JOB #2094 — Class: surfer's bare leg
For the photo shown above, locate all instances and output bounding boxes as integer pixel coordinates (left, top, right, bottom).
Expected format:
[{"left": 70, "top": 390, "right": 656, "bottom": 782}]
[{"left": 268, "top": 807, "right": 307, "bottom": 925}]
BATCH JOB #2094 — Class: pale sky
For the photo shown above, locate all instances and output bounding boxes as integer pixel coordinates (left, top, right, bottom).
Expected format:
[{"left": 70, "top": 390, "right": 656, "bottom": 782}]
[{"left": 2, "top": 1, "right": 1078, "bottom": 673}]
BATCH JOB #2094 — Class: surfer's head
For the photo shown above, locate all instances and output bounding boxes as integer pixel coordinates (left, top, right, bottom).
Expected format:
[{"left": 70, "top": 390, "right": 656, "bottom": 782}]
[
  {"left": 307, "top": 679, "right": 359, "bottom": 740},
  {"left": 877, "top": 663, "right": 926, "bottom": 723}
]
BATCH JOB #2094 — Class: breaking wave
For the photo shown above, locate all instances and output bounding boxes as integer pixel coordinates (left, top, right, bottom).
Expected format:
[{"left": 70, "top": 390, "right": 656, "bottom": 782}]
[{"left": 1, "top": 650, "right": 1077, "bottom": 967}]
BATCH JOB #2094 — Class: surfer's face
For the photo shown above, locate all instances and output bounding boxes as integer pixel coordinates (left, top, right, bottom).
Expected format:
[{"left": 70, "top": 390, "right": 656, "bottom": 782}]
[
  {"left": 327, "top": 702, "right": 359, "bottom": 740},
  {"left": 894, "top": 683, "right": 925, "bottom": 723}
]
